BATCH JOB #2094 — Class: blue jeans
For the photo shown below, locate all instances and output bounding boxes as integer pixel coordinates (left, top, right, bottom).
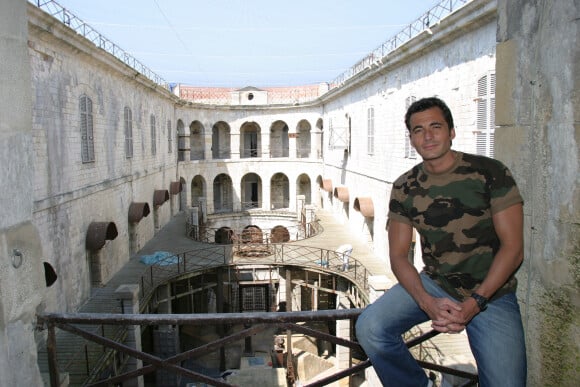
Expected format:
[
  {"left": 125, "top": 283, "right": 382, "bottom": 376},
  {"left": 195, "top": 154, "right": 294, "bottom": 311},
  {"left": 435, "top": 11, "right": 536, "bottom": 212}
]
[{"left": 356, "top": 273, "right": 527, "bottom": 387}]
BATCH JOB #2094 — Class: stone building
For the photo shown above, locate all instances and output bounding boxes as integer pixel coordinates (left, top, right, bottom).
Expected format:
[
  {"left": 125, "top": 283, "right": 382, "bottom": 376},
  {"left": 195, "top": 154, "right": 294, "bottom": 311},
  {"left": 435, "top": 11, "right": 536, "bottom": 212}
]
[{"left": 0, "top": 0, "right": 577, "bottom": 386}]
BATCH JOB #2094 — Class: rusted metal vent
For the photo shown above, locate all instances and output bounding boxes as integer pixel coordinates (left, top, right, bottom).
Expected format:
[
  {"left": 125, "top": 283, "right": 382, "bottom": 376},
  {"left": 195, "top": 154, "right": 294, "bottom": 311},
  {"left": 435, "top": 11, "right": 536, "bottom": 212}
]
[
  {"left": 169, "top": 181, "right": 182, "bottom": 195},
  {"left": 86, "top": 221, "right": 118, "bottom": 251},
  {"left": 128, "top": 202, "right": 151, "bottom": 223},
  {"left": 354, "top": 197, "right": 374, "bottom": 218},
  {"left": 153, "top": 189, "right": 169, "bottom": 206},
  {"left": 334, "top": 186, "right": 349, "bottom": 202}
]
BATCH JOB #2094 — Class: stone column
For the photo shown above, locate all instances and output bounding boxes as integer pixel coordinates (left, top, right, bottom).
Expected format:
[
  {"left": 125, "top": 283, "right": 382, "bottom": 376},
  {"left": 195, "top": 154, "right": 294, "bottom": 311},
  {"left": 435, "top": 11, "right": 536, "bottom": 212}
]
[
  {"left": 230, "top": 131, "right": 241, "bottom": 159},
  {"left": 289, "top": 131, "right": 298, "bottom": 159},
  {"left": 312, "top": 281, "right": 318, "bottom": 311},
  {"left": 293, "top": 284, "right": 302, "bottom": 311},
  {"left": 295, "top": 195, "right": 306, "bottom": 219},
  {"left": 262, "top": 178, "right": 271, "bottom": 210},
  {"left": 288, "top": 178, "right": 297, "bottom": 212},
  {"left": 115, "top": 284, "right": 144, "bottom": 387}
]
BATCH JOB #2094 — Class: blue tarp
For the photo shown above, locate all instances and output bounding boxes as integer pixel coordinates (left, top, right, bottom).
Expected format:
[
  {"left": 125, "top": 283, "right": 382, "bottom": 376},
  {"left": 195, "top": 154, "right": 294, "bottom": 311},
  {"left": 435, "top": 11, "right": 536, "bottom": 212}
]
[{"left": 139, "top": 251, "right": 180, "bottom": 266}]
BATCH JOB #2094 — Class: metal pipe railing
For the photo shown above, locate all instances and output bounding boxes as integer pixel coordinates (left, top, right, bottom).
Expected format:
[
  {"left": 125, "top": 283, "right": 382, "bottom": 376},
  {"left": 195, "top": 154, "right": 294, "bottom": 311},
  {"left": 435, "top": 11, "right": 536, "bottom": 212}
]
[{"left": 38, "top": 309, "right": 479, "bottom": 387}]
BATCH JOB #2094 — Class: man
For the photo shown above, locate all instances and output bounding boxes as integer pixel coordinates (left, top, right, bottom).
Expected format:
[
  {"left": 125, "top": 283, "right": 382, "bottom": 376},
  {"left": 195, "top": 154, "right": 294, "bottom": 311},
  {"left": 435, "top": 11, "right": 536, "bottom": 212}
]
[{"left": 356, "top": 97, "right": 527, "bottom": 387}]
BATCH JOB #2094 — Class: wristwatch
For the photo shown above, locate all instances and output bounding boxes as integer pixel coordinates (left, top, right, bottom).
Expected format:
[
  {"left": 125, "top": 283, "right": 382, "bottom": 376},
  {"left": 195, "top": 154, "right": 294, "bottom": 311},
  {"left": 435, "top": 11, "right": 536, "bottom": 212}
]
[{"left": 470, "top": 292, "right": 489, "bottom": 311}]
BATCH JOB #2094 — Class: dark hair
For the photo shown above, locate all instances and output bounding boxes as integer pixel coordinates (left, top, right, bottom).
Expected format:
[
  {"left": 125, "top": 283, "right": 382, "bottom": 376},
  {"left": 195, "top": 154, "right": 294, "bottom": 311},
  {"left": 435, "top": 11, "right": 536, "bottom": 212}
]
[{"left": 404, "top": 97, "right": 454, "bottom": 132}]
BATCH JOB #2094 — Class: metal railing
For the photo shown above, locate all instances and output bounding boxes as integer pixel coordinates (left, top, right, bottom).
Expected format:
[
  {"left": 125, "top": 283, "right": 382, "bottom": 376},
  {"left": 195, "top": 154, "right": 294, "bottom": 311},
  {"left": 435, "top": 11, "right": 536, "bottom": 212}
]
[
  {"left": 37, "top": 310, "right": 479, "bottom": 387},
  {"left": 186, "top": 220, "right": 322, "bottom": 244},
  {"left": 29, "top": 0, "right": 168, "bottom": 89},
  {"left": 329, "top": 0, "right": 473, "bottom": 88},
  {"left": 36, "top": 242, "right": 480, "bottom": 386}
]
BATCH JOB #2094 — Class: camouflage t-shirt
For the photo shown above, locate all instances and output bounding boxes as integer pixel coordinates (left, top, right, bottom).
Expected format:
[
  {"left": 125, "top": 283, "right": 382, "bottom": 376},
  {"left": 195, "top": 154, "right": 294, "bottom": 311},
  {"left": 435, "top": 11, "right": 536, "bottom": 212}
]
[{"left": 388, "top": 151, "right": 523, "bottom": 300}]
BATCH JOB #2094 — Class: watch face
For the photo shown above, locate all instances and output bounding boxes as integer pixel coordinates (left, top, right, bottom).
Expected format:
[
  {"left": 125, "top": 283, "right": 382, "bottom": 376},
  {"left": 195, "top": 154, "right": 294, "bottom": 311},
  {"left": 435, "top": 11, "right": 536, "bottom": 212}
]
[{"left": 471, "top": 293, "right": 488, "bottom": 310}]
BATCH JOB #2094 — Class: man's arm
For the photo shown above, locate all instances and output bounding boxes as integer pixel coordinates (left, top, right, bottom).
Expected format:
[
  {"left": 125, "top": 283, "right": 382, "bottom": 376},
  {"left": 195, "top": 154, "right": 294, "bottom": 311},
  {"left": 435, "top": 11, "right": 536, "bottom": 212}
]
[
  {"left": 460, "top": 203, "right": 524, "bottom": 317},
  {"left": 388, "top": 219, "right": 463, "bottom": 332}
]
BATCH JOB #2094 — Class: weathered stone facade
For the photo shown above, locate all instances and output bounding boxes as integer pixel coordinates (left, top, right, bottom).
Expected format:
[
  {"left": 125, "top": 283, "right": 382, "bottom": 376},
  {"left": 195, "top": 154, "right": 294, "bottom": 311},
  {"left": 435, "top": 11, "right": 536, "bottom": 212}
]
[
  {"left": 496, "top": 0, "right": 580, "bottom": 384},
  {"left": 0, "top": 0, "right": 577, "bottom": 385}
]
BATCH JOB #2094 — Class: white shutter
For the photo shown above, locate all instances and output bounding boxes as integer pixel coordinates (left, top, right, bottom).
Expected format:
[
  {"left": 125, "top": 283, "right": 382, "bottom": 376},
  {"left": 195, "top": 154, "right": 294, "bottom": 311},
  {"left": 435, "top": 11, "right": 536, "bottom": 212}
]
[{"left": 476, "top": 74, "right": 495, "bottom": 157}]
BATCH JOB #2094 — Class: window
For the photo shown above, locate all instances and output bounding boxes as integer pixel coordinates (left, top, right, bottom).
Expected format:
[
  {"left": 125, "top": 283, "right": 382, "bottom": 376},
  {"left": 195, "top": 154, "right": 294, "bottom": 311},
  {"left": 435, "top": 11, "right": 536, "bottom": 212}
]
[
  {"left": 150, "top": 115, "right": 156, "bottom": 155},
  {"left": 124, "top": 106, "right": 133, "bottom": 158},
  {"left": 367, "top": 107, "right": 375, "bottom": 154},
  {"left": 404, "top": 96, "right": 417, "bottom": 159},
  {"left": 80, "top": 95, "right": 95, "bottom": 163},
  {"left": 328, "top": 116, "right": 350, "bottom": 150},
  {"left": 327, "top": 118, "right": 333, "bottom": 149},
  {"left": 167, "top": 119, "right": 172, "bottom": 153},
  {"left": 476, "top": 73, "right": 495, "bottom": 157}
]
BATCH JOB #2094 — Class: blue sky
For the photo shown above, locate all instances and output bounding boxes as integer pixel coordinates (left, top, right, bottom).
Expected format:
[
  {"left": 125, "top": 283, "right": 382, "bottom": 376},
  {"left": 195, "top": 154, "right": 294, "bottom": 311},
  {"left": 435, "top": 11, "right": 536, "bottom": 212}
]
[{"left": 50, "top": 0, "right": 441, "bottom": 87}]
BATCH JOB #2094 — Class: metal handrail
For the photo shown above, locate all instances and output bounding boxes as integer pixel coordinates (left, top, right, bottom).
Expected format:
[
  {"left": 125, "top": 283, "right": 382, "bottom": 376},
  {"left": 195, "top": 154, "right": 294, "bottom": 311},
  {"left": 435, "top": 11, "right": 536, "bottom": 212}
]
[{"left": 37, "top": 310, "right": 479, "bottom": 387}]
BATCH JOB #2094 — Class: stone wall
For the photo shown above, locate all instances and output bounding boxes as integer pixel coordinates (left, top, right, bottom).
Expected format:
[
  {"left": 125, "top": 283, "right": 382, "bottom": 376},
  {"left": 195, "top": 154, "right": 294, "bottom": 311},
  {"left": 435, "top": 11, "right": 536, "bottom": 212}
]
[
  {"left": 318, "top": 0, "right": 497, "bottom": 265},
  {"left": 496, "top": 0, "right": 580, "bottom": 385},
  {"left": 28, "top": 6, "right": 180, "bottom": 313},
  {"left": 0, "top": 1, "right": 45, "bottom": 386},
  {"left": 1, "top": 0, "right": 576, "bottom": 385}
]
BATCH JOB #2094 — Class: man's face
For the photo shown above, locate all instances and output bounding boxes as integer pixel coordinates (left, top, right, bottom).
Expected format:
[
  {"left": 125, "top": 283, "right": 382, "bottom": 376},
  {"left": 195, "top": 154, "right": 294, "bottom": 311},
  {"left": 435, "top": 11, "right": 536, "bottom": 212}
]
[{"left": 409, "top": 106, "right": 455, "bottom": 162}]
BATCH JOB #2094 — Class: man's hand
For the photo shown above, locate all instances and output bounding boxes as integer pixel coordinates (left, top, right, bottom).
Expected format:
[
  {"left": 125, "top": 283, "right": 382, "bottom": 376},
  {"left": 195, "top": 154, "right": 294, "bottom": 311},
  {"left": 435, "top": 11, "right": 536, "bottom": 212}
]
[
  {"left": 425, "top": 296, "right": 482, "bottom": 333},
  {"left": 419, "top": 295, "right": 466, "bottom": 333}
]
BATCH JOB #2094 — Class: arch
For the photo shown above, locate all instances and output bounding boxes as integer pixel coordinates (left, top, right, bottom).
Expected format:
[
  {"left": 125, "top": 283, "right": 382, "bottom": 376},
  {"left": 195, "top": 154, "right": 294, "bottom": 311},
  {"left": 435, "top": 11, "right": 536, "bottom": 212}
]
[
  {"left": 240, "top": 121, "right": 261, "bottom": 158},
  {"left": 241, "top": 173, "right": 262, "bottom": 210},
  {"left": 296, "top": 119, "right": 311, "bottom": 158},
  {"left": 213, "top": 173, "right": 233, "bottom": 213},
  {"left": 191, "top": 175, "right": 206, "bottom": 207},
  {"left": 271, "top": 225, "right": 290, "bottom": 243},
  {"left": 269, "top": 120, "right": 289, "bottom": 158},
  {"left": 241, "top": 225, "right": 263, "bottom": 243},
  {"left": 86, "top": 221, "right": 119, "bottom": 251},
  {"left": 296, "top": 173, "right": 312, "bottom": 204},
  {"left": 271, "top": 173, "right": 290, "bottom": 209},
  {"left": 215, "top": 227, "right": 234, "bottom": 244},
  {"left": 190, "top": 120, "right": 205, "bottom": 160},
  {"left": 212, "top": 121, "right": 231, "bottom": 159}
]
